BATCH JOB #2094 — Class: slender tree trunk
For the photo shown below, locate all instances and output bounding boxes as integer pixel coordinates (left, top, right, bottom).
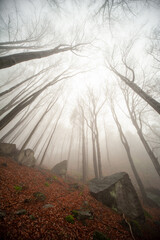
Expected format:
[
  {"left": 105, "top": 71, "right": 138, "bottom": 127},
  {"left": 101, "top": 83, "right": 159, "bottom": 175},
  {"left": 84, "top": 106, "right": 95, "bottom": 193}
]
[
  {"left": 39, "top": 104, "right": 65, "bottom": 166},
  {"left": 137, "top": 129, "right": 160, "bottom": 176},
  {"left": 60, "top": 132, "right": 67, "bottom": 161},
  {"left": 67, "top": 126, "right": 74, "bottom": 160},
  {"left": 103, "top": 120, "right": 111, "bottom": 167},
  {"left": 9, "top": 112, "right": 35, "bottom": 143},
  {"left": 122, "top": 90, "right": 160, "bottom": 177},
  {"left": 77, "top": 126, "right": 81, "bottom": 174},
  {"left": 85, "top": 125, "right": 89, "bottom": 180},
  {"left": 91, "top": 131, "right": 99, "bottom": 179},
  {"left": 33, "top": 123, "right": 49, "bottom": 152},
  {"left": 0, "top": 44, "right": 81, "bottom": 69},
  {"left": 21, "top": 96, "right": 58, "bottom": 150},
  {"left": 111, "top": 66, "right": 160, "bottom": 114},
  {"left": 110, "top": 103, "right": 149, "bottom": 203},
  {"left": 95, "top": 116, "right": 103, "bottom": 178},
  {"left": 0, "top": 108, "right": 28, "bottom": 143},
  {"left": 0, "top": 70, "right": 79, "bottom": 131},
  {"left": 81, "top": 114, "right": 87, "bottom": 183}
]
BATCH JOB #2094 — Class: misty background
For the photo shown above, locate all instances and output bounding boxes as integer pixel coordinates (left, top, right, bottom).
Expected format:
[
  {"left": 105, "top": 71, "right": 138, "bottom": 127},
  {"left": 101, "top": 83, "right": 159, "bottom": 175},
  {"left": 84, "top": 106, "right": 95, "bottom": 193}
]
[{"left": 0, "top": 0, "right": 160, "bottom": 196}]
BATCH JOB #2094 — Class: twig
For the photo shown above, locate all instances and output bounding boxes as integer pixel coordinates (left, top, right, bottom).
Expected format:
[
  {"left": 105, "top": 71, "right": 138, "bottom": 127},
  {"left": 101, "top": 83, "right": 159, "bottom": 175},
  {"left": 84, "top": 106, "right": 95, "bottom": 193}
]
[{"left": 123, "top": 213, "right": 135, "bottom": 240}]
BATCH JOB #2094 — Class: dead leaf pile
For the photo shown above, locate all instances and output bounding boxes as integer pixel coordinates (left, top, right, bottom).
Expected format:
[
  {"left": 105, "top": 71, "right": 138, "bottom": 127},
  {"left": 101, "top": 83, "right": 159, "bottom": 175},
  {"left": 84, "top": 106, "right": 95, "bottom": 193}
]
[{"left": 0, "top": 157, "right": 159, "bottom": 240}]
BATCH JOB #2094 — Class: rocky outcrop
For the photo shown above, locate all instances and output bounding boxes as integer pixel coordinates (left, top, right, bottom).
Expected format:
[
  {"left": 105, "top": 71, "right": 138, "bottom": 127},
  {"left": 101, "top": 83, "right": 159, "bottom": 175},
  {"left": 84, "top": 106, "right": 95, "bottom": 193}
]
[
  {"left": 0, "top": 143, "right": 36, "bottom": 167},
  {"left": 17, "top": 149, "right": 36, "bottom": 167},
  {"left": 51, "top": 160, "right": 68, "bottom": 177},
  {"left": 89, "top": 172, "right": 145, "bottom": 223},
  {"left": 146, "top": 187, "right": 160, "bottom": 208},
  {"left": 0, "top": 143, "right": 16, "bottom": 156}
]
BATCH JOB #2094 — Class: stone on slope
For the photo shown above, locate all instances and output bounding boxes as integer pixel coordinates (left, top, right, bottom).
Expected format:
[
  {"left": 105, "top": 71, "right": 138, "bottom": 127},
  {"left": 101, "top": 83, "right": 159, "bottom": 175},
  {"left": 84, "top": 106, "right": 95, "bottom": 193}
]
[
  {"left": 51, "top": 160, "right": 67, "bottom": 177},
  {"left": 0, "top": 143, "right": 16, "bottom": 155},
  {"left": 89, "top": 172, "right": 145, "bottom": 223},
  {"left": 17, "top": 149, "right": 36, "bottom": 167},
  {"left": 43, "top": 204, "right": 54, "bottom": 209},
  {"left": 15, "top": 209, "right": 27, "bottom": 215}
]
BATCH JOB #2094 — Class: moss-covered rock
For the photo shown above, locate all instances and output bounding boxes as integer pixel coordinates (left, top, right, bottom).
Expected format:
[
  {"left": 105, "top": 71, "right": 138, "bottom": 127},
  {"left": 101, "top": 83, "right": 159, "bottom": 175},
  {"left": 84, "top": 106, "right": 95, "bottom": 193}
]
[
  {"left": 93, "top": 231, "right": 110, "bottom": 240},
  {"left": 33, "top": 192, "right": 46, "bottom": 201},
  {"left": 65, "top": 215, "right": 74, "bottom": 224}
]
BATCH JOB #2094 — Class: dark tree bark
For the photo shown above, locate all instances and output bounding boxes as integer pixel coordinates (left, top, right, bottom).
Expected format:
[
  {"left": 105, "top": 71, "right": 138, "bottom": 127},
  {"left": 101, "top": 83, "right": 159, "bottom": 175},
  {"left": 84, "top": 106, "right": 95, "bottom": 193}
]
[
  {"left": 110, "top": 65, "right": 160, "bottom": 114},
  {"left": 0, "top": 43, "right": 85, "bottom": 69}
]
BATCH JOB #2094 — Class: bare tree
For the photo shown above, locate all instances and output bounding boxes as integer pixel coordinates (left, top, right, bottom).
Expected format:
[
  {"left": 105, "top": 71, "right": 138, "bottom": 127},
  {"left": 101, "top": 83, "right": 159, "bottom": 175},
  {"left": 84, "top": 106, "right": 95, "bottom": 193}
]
[
  {"left": 109, "top": 98, "right": 150, "bottom": 204},
  {"left": 0, "top": 63, "right": 58, "bottom": 98},
  {"left": 103, "top": 119, "right": 111, "bottom": 167},
  {"left": 108, "top": 57, "right": 160, "bottom": 114},
  {"left": 0, "top": 68, "right": 83, "bottom": 131},
  {"left": 120, "top": 84, "right": 160, "bottom": 177},
  {"left": 0, "top": 95, "right": 47, "bottom": 143},
  {"left": 77, "top": 88, "right": 106, "bottom": 179},
  {"left": 21, "top": 94, "right": 60, "bottom": 151},
  {"left": 0, "top": 43, "right": 87, "bottom": 69},
  {"left": 148, "top": 26, "right": 160, "bottom": 68},
  {"left": 79, "top": 105, "right": 87, "bottom": 183},
  {"left": 39, "top": 102, "right": 66, "bottom": 166}
]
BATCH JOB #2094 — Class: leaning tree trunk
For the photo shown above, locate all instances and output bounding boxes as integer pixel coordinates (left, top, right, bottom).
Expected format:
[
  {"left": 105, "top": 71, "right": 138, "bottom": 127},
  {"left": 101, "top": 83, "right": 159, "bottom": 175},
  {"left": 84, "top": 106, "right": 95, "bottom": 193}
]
[
  {"left": 111, "top": 66, "right": 160, "bottom": 114},
  {"left": 0, "top": 70, "right": 78, "bottom": 131},
  {"left": 9, "top": 112, "right": 34, "bottom": 143},
  {"left": 137, "top": 129, "right": 160, "bottom": 177},
  {"left": 39, "top": 104, "right": 65, "bottom": 166},
  {"left": 110, "top": 103, "right": 149, "bottom": 204},
  {"left": 0, "top": 44, "right": 81, "bottom": 69},
  {"left": 123, "top": 93, "right": 160, "bottom": 177},
  {"left": 0, "top": 64, "right": 54, "bottom": 97},
  {"left": 21, "top": 96, "right": 59, "bottom": 151}
]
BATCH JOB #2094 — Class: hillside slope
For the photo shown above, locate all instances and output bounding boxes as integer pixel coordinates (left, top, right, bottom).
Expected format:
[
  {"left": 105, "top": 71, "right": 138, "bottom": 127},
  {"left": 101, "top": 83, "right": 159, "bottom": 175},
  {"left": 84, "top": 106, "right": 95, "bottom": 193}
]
[{"left": 0, "top": 157, "right": 159, "bottom": 240}]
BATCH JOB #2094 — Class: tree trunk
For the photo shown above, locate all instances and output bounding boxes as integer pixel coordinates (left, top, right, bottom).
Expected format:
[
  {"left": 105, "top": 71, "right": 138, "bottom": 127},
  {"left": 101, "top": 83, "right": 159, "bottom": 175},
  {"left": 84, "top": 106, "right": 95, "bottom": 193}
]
[
  {"left": 21, "top": 96, "right": 59, "bottom": 150},
  {"left": 110, "top": 103, "right": 149, "bottom": 204},
  {"left": 137, "top": 129, "right": 160, "bottom": 176},
  {"left": 122, "top": 89, "right": 160, "bottom": 177},
  {"left": 39, "top": 104, "right": 65, "bottom": 166},
  {"left": 67, "top": 125, "right": 74, "bottom": 160},
  {"left": 81, "top": 113, "right": 87, "bottom": 183},
  {"left": 111, "top": 66, "right": 160, "bottom": 114},
  {"left": 91, "top": 131, "right": 99, "bottom": 179},
  {"left": 95, "top": 116, "right": 103, "bottom": 178},
  {"left": 0, "top": 44, "right": 80, "bottom": 69},
  {"left": 0, "top": 64, "right": 54, "bottom": 97},
  {"left": 103, "top": 120, "right": 111, "bottom": 167}
]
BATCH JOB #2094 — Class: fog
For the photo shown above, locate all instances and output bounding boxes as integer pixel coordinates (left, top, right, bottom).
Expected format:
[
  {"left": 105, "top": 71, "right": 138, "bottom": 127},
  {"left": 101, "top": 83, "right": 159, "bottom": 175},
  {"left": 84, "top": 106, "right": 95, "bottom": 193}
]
[{"left": 0, "top": 0, "right": 160, "bottom": 193}]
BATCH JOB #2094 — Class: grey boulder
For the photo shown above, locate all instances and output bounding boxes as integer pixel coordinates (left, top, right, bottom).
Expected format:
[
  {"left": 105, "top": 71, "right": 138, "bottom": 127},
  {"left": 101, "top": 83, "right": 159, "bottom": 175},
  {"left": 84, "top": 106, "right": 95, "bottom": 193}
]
[
  {"left": 0, "top": 143, "right": 16, "bottom": 155},
  {"left": 89, "top": 172, "right": 145, "bottom": 223},
  {"left": 51, "top": 160, "right": 67, "bottom": 177},
  {"left": 17, "top": 149, "right": 36, "bottom": 167}
]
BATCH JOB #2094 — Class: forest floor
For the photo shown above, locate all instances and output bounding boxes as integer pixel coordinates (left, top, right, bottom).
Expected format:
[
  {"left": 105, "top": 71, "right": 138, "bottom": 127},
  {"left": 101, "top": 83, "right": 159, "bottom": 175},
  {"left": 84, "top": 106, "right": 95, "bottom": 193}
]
[{"left": 0, "top": 156, "right": 160, "bottom": 240}]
